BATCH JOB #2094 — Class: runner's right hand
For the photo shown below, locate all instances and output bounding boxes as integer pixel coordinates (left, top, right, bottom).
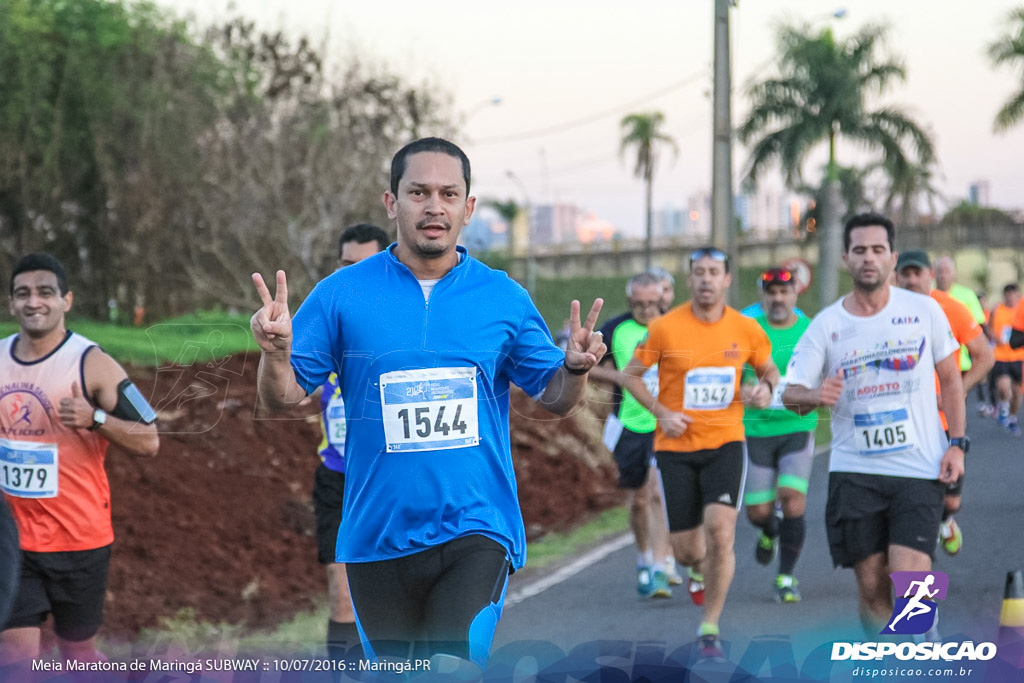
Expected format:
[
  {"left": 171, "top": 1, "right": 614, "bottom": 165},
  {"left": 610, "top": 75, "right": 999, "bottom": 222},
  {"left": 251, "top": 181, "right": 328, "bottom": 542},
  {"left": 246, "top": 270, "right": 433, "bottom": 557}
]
[
  {"left": 656, "top": 408, "right": 693, "bottom": 438},
  {"left": 251, "top": 270, "right": 292, "bottom": 353},
  {"left": 817, "top": 375, "right": 843, "bottom": 407}
]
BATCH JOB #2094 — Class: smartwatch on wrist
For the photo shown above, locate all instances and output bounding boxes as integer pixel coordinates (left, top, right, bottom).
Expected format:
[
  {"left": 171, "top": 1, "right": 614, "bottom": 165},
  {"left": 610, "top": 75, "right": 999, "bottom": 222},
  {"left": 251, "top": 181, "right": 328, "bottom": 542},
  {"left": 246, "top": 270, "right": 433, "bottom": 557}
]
[
  {"left": 948, "top": 436, "right": 970, "bottom": 454},
  {"left": 89, "top": 409, "right": 108, "bottom": 431}
]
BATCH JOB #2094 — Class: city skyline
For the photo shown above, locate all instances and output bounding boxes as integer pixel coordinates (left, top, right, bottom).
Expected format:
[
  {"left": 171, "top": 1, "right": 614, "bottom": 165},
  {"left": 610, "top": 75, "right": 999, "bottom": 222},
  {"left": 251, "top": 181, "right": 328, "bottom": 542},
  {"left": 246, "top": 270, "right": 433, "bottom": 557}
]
[{"left": 161, "top": 0, "right": 1024, "bottom": 238}]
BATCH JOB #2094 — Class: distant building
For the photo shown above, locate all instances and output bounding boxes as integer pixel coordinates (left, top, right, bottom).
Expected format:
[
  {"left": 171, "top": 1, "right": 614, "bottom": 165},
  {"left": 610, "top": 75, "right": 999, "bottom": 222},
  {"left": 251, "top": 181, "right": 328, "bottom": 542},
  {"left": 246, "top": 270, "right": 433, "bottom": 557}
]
[
  {"left": 969, "top": 180, "right": 991, "bottom": 207},
  {"left": 532, "top": 203, "right": 581, "bottom": 244},
  {"left": 656, "top": 203, "right": 687, "bottom": 237}
]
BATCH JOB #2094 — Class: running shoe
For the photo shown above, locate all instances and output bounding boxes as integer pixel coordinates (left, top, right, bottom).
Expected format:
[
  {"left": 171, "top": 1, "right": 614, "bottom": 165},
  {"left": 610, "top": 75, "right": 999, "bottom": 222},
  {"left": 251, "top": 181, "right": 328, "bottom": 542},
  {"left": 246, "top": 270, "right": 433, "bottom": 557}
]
[
  {"left": 998, "top": 414, "right": 1011, "bottom": 429},
  {"left": 649, "top": 570, "right": 673, "bottom": 599},
  {"left": 939, "top": 518, "right": 963, "bottom": 555},
  {"left": 637, "top": 566, "right": 654, "bottom": 597},
  {"left": 688, "top": 571, "right": 705, "bottom": 606},
  {"left": 775, "top": 574, "right": 801, "bottom": 603},
  {"left": 1008, "top": 421, "right": 1023, "bottom": 437},
  {"left": 977, "top": 403, "right": 996, "bottom": 418},
  {"left": 755, "top": 532, "right": 778, "bottom": 566},
  {"left": 664, "top": 561, "right": 684, "bottom": 586},
  {"left": 697, "top": 633, "right": 725, "bottom": 661}
]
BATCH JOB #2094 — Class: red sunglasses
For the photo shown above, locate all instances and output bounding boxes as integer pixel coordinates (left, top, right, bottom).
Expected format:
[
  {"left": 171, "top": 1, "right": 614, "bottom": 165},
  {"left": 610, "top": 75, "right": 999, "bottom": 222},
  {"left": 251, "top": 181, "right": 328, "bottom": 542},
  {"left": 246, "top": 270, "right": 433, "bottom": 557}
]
[{"left": 759, "top": 268, "right": 795, "bottom": 291}]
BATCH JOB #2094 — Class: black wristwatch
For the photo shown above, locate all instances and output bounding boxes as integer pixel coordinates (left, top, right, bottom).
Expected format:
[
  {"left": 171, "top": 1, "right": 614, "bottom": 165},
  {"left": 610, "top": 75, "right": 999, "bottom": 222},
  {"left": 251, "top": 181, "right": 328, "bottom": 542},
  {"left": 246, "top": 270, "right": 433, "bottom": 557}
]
[{"left": 948, "top": 436, "right": 970, "bottom": 454}]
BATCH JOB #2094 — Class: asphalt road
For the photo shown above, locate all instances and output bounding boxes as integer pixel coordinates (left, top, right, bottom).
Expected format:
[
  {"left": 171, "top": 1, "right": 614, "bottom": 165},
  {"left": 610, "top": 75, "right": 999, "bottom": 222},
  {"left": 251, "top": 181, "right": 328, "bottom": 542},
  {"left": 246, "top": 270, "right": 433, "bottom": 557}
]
[{"left": 493, "top": 397, "right": 1024, "bottom": 681}]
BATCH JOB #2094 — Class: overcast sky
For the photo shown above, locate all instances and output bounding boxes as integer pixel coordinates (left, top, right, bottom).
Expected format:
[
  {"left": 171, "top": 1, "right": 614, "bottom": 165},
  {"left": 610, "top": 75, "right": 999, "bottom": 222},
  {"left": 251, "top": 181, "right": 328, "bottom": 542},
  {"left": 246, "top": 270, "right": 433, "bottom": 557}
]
[{"left": 160, "top": 0, "right": 1024, "bottom": 234}]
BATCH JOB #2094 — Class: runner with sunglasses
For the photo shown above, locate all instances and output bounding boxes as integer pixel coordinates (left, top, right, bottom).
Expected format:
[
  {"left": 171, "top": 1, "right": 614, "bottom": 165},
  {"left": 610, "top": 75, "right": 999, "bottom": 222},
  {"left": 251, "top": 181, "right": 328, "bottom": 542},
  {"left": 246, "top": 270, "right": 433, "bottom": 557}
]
[
  {"left": 622, "top": 246, "right": 779, "bottom": 660},
  {"left": 740, "top": 268, "right": 818, "bottom": 603}
]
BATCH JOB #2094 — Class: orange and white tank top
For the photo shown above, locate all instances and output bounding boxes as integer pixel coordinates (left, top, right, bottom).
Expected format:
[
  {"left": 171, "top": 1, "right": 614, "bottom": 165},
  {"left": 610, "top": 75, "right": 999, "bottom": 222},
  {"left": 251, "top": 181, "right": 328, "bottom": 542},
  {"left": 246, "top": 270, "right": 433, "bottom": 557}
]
[{"left": 0, "top": 332, "right": 112, "bottom": 552}]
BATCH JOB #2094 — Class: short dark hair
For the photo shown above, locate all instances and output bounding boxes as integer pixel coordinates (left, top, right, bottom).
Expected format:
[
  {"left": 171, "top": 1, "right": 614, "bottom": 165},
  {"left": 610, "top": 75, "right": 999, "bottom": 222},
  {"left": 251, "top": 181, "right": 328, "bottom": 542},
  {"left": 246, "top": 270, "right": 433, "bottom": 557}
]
[
  {"left": 843, "top": 212, "right": 896, "bottom": 252},
  {"left": 390, "top": 138, "right": 471, "bottom": 196},
  {"left": 339, "top": 224, "right": 389, "bottom": 258},
  {"left": 1004, "top": 283, "right": 1020, "bottom": 296},
  {"left": 11, "top": 252, "right": 69, "bottom": 295}
]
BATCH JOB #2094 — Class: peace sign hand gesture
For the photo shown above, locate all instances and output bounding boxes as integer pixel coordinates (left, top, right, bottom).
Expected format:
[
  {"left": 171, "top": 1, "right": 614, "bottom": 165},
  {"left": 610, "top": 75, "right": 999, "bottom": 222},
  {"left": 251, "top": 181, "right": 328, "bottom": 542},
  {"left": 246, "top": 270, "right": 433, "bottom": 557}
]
[
  {"left": 251, "top": 270, "right": 292, "bottom": 353},
  {"left": 564, "top": 298, "right": 606, "bottom": 374}
]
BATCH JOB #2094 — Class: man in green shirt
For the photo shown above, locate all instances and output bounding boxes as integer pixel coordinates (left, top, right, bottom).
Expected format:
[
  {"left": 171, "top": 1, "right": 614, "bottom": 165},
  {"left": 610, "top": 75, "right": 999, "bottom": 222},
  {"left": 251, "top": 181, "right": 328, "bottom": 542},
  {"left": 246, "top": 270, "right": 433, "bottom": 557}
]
[
  {"left": 591, "top": 272, "right": 678, "bottom": 599},
  {"left": 741, "top": 267, "right": 818, "bottom": 603},
  {"left": 934, "top": 257, "right": 988, "bottom": 372}
]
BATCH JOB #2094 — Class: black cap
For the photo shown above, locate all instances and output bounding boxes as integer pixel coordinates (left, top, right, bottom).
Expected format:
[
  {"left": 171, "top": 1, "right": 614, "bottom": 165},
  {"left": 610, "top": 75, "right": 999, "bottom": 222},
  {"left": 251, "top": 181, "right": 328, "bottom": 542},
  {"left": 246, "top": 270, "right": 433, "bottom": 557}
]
[{"left": 896, "top": 249, "right": 931, "bottom": 271}]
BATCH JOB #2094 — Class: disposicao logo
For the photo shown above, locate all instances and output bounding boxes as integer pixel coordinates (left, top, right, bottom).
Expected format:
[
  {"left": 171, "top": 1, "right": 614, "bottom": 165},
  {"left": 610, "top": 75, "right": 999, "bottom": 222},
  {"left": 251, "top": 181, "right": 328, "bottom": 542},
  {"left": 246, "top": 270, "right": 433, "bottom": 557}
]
[
  {"left": 883, "top": 570, "right": 947, "bottom": 635},
  {"left": 830, "top": 570, "right": 998, "bottom": 662}
]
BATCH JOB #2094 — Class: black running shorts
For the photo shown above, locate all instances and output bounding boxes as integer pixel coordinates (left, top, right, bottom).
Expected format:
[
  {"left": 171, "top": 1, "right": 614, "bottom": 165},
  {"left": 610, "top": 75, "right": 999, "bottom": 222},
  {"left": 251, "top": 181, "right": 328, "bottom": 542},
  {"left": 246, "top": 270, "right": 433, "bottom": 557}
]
[
  {"left": 612, "top": 427, "right": 655, "bottom": 489},
  {"left": 5, "top": 544, "right": 112, "bottom": 642},
  {"left": 313, "top": 463, "right": 346, "bottom": 564},
  {"left": 655, "top": 441, "right": 746, "bottom": 532},
  {"left": 346, "top": 534, "right": 511, "bottom": 668},
  {"left": 825, "top": 472, "right": 945, "bottom": 568}
]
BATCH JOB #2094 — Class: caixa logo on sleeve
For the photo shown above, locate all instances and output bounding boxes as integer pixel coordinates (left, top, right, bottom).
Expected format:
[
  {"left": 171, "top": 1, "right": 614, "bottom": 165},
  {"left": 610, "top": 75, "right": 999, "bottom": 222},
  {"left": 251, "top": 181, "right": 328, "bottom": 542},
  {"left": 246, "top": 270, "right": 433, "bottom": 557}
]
[{"left": 882, "top": 571, "right": 948, "bottom": 635}]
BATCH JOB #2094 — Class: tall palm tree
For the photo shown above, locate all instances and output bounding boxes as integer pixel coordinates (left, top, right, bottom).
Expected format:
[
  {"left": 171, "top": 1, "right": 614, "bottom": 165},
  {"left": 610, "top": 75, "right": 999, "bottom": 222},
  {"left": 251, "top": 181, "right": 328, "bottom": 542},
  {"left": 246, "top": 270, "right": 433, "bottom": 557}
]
[
  {"left": 988, "top": 6, "right": 1024, "bottom": 133},
  {"left": 737, "top": 21, "right": 936, "bottom": 303},
  {"left": 620, "top": 112, "right": 677, "bottom": 270}
]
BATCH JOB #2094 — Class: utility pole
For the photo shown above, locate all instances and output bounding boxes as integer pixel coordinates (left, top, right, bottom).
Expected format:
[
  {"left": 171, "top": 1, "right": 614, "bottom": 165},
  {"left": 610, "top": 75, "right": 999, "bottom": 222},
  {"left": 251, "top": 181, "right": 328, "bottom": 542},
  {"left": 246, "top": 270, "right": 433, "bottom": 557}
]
[{"left": 712, "top": 0, "right": 736, "bottom": 304}]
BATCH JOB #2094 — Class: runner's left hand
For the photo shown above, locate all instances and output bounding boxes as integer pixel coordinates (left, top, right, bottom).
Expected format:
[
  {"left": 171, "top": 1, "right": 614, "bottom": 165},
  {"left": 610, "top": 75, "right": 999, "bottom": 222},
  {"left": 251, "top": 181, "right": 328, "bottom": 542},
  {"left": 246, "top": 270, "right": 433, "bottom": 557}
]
[
  {"left": 59, "top": 382, "right": 96, "bottom": 430},
  {"left": 564, "top": 299, "right": 606, "bottom": 374}
]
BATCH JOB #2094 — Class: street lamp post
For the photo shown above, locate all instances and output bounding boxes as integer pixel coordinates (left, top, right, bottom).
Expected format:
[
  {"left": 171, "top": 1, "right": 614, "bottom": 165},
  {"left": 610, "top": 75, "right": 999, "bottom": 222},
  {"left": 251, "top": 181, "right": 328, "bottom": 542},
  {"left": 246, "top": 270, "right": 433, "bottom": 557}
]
[{"left": 506, "top": 170, "right": 535, "bottom": 297}]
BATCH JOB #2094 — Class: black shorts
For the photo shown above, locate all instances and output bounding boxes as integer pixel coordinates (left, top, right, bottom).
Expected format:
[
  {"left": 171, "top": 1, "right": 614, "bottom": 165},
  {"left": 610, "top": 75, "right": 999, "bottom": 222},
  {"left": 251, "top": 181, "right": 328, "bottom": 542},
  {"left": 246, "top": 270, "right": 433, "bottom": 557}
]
[
  {"left": 313, "top": 463, "right": 345, "bottom": 565},
  {"left": 4, "top": 545, "right": 112, "bottom": 641},
  {"left": 346, "top": 534, "right": 511, "bottom": 668},
  {"left": 993, "top": 360, "right": 1023, "bottom": 383},
  {"left": 655, "top": 441, "right": 746, "bottom": 532},
  {"left": 825, "top": 472, "right": 945, "bottom": 568},
  {"left": 0, "top": 497, "right": 19, "bottom": 626},
  {"left": 612, "top": 427, "right": 655, "bottom": 489}
]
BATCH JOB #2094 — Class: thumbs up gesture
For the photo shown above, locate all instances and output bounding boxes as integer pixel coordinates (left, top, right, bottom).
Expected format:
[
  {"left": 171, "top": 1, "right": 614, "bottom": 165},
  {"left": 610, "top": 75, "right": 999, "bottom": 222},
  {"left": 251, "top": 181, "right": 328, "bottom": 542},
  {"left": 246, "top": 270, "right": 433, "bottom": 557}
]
[{"left": 59, "top": 382, "right": 95, "bottom": 430}]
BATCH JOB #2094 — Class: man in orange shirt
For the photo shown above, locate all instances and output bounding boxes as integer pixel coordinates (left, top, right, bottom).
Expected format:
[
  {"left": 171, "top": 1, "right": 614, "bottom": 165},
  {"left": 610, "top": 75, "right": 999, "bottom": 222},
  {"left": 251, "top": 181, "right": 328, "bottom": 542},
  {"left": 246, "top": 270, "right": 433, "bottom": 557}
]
[
  {"left": 623, "top": 246, "right": 778, "bottom": 660},
  {"left": 988, "top": 284, "right": 1024, "bottom": 436},
  {"left": 895, "top": 250, "right": 993, "bottom": 556}
]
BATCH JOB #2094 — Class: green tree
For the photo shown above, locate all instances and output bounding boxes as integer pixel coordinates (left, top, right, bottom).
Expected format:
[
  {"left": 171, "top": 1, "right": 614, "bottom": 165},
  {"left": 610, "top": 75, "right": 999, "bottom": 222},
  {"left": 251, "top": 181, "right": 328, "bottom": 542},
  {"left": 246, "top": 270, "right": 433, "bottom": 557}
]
[
  {"left": 988, "top": 6, "right": 1024, "bottom": 133},
  {"left": 738, "top": 21, "right": 935, "bottom": 190},
  {"left": 619, "top": 112, "right": 677, "bottom": 270}
]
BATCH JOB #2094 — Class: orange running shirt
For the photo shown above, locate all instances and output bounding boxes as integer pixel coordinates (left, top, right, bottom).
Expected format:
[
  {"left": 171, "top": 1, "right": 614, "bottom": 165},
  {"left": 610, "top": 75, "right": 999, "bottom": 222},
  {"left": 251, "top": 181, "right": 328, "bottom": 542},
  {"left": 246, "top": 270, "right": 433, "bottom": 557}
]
[
  {"left": 991, "top": 303, "right": 1024, "bottom": 362},
  {"left": 634, "top": 302, "right": 772, "bottom": 453},
  {"left": 931, "top": 289, "right": 984, "bottom": 431},
  {"left": 0, "top": 332, "right": 113, "bottom": 552}
]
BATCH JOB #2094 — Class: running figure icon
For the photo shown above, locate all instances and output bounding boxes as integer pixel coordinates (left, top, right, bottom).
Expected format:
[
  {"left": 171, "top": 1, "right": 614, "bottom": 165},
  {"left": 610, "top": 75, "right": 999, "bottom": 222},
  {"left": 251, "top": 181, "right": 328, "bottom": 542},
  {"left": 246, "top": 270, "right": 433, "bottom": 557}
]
[{"left": 888, "top": 575, "right": 938, "bottom": 631}]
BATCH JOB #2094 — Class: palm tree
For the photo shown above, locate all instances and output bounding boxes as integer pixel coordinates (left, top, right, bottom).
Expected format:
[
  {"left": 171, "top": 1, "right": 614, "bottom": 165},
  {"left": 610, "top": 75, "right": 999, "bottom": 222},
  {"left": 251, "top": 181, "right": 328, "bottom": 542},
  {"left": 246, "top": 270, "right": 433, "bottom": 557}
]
[
  {"left": 988, "top": 7, "right": 1024, "bottom": 133},
  {"left": 620, "top": 112, "right": 677, "bottom": 269},
  {"left": 737, "top": 21, "right": 936, "bottom": 304}
]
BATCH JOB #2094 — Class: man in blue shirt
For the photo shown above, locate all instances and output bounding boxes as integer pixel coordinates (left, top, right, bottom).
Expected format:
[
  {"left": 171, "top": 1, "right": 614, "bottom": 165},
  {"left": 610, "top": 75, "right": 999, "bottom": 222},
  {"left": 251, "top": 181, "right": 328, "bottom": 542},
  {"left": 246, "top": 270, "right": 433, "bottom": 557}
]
[{"left": 251, "top": 137, "right": 605, "bottom": 672}]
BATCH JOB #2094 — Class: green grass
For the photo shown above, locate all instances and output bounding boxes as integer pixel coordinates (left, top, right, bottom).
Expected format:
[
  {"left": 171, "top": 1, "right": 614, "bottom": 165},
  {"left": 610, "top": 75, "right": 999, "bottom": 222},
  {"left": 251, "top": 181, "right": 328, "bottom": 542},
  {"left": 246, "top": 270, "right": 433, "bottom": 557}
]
[{"left": 0, "top": 311, "right": 257, "bottom": 366}]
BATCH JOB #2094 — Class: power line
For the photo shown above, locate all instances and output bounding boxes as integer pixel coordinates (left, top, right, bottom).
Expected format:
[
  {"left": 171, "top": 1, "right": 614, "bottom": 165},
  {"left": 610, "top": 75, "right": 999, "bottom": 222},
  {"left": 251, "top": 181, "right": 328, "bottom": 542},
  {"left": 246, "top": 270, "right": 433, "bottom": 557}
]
[{"left": 474, "top": 71, "right": 708, "bottom": 145}]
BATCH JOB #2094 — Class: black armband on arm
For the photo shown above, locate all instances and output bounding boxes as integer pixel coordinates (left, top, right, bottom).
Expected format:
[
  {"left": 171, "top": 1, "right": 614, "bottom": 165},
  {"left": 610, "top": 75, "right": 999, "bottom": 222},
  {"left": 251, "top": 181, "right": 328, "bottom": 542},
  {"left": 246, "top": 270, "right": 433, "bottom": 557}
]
[
  {"left": 1010, "top": 328, "right": 1024, "bottom": 350},
  {"left": 110, "top": 379, "right": 158, "bottom": 424}
]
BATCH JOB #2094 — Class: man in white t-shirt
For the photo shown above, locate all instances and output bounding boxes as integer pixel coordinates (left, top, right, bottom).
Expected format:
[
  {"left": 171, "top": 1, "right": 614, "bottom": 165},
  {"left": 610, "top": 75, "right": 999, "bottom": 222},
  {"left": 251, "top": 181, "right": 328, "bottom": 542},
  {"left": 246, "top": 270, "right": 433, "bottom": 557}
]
[{"left": 783, "top": 213, "right": 967, "bottom": 636}]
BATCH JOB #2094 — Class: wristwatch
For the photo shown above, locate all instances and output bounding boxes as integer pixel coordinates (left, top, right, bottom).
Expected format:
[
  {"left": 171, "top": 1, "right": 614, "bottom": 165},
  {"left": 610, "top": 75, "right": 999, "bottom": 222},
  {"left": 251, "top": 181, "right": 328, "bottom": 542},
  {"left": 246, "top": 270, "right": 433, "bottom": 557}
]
[
  {"left": 89, "top": 409, "right": 108, "bottom": 431},
  {"left": 948, "top": 436, "right": 970, "bottom": 454}
]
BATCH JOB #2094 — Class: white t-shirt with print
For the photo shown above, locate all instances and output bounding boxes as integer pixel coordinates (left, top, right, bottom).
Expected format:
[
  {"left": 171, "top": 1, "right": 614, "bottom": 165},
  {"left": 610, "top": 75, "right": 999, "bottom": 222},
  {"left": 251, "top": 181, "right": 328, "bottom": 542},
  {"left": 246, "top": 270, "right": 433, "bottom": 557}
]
[{"left": 786, "top": 287, "right": 959, "bottom": 479}]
